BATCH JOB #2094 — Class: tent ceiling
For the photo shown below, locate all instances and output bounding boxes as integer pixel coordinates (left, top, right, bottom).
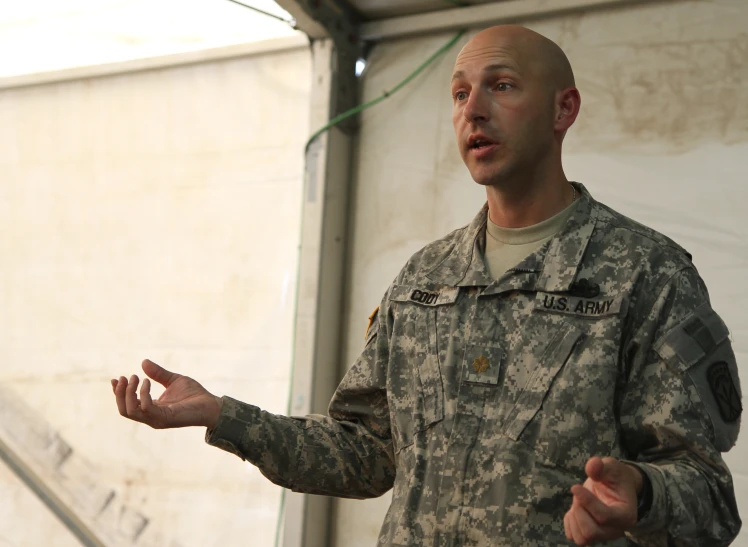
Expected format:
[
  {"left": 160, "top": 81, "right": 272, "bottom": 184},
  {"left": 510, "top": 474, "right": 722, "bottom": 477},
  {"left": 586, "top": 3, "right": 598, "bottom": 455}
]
[
  {"left": 345, "top": 0, "right": 504, "bottom": 20},
  {"left": 277, "top": 0, "right": 665, "bottom": 42}
]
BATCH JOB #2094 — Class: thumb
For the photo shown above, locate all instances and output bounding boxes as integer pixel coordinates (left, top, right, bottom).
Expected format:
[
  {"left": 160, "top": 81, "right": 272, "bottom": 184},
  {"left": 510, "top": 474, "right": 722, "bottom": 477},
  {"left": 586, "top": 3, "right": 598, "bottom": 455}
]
[
  {"left": 141, "top": 359, "right": 178, "bottom": 388},
  {"left": 586, "top": 456, "right": 624, "bottom": 484}
]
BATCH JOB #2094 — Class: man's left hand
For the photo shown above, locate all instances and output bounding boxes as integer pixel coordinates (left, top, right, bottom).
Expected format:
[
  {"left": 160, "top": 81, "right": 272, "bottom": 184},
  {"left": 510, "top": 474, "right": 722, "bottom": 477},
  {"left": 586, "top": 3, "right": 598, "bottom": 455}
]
[{"left": 563, "top": 456, "right": 642, "bottom": 546}]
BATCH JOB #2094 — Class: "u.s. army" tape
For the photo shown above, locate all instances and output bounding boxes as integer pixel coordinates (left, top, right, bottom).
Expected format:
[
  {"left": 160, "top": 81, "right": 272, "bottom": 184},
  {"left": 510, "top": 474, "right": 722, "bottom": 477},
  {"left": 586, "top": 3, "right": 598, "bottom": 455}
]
[{"left": 534, "top": 292, "right": 622, "bottom": 317}]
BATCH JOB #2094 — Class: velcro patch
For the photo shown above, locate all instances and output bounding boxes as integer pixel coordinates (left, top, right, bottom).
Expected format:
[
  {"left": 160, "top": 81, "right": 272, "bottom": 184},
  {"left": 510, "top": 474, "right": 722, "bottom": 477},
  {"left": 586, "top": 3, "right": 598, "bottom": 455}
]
[
  {"left": 534, "top": 292, "right": 621, "bottom": 318},
  {"left": 708, "top": 361, "right": 742, "bottom": 422},
  {"left": 655, "top": 302, "right": 730, "bottom": 368}
]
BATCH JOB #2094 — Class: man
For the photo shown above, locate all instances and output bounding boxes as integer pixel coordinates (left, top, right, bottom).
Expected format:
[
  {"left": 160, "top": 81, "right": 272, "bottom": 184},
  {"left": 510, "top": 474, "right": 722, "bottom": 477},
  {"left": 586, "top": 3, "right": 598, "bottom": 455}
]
[{"left": 112, "top": 25, "right": 742, "bottom": 546}]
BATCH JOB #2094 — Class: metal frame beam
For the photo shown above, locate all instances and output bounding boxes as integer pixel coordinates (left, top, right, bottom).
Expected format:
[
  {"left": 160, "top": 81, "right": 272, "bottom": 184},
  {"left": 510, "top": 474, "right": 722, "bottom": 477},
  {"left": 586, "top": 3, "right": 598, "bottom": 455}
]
[
  {"left": 264, "top": 4, "right": 362, "bottom": 547},
  {"left": 274, "top": 0, "right": 329, "bottom": 39},
  {"left": 275, "top": 0, "right": 362, "bottom": 46},
  {"left": 280, "top": 17, "right": 359, "bottom": 547},
  {"left": 276, "top": 0, "right": 362, "bottom": 129},
  {"left": 360, "top": 0, "right": 679, "bottom": 41},
  {"left": 0, "top": 436, "right": 106, "bottom": 547}
]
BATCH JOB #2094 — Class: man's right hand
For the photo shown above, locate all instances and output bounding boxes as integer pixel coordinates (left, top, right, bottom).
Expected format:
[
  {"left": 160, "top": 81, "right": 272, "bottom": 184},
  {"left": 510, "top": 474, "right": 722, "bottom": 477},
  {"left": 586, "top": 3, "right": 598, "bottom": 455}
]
[{"left": 111, "top": 359, "right": 222, "bottom": 430}]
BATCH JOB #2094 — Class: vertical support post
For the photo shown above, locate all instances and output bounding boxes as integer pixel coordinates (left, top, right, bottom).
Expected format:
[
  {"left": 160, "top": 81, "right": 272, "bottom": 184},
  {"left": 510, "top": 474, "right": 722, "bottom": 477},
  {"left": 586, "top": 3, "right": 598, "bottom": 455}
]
[{"left": 282, "top": 38, "right": 357, "bottom": 547}]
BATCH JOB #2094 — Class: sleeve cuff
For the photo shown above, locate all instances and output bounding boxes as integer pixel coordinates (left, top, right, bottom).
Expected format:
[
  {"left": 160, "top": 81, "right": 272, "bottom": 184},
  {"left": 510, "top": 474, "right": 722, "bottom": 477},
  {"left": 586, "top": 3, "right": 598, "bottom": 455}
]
[
  {"left": 622, "top": 461, "right": 669, "bottom": 534},
  {"left": 204, "top": 395, "right": 263, "bottom": 462}
]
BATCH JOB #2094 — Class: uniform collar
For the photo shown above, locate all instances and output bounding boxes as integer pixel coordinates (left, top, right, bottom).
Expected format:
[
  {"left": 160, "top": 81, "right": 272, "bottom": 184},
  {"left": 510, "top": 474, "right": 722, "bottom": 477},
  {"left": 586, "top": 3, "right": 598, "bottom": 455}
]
[{"left": 425, "top": 182, "right": 597, "bottom": 291}]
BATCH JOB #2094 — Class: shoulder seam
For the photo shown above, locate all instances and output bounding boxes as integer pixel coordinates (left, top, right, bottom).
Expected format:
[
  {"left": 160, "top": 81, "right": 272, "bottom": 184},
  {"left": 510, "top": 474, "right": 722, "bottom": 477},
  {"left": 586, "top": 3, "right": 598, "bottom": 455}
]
[
  {"left": 594, "top": 215, "right": 691, "bottom": 260},
  {"left": 625, "top": 263, "right": 699, "bottom": 367}
]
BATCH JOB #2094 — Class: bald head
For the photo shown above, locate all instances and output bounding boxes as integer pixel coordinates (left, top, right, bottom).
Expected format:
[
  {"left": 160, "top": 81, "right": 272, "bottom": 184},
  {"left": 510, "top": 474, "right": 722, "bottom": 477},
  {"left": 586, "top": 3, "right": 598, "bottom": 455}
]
[
  {"left": 455, "top": 25, "right": 574, "bottom": 94},
  {"left": 450, "top": 24, "right": 582, "bottom": 190}
]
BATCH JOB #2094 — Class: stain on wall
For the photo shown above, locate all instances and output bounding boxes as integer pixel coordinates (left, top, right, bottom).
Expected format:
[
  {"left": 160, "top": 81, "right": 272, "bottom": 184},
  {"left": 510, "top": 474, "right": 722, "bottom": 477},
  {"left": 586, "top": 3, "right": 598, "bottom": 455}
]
[{"left": 562, "top": 0, "right": 748, "bottom": 153}]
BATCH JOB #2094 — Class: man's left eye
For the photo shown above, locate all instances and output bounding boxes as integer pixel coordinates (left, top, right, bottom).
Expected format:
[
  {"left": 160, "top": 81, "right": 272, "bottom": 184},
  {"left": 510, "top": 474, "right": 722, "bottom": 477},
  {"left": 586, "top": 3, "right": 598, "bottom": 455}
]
[{"left": 495, "top": 83, "right": 512, "bottom": 91}]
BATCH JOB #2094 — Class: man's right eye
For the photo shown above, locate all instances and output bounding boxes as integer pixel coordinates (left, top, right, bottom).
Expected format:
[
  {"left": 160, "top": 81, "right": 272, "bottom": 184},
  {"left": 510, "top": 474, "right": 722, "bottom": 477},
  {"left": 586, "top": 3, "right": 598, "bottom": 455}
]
[{"left": 455, "top": 91, "right": 468, "bottom": 101}]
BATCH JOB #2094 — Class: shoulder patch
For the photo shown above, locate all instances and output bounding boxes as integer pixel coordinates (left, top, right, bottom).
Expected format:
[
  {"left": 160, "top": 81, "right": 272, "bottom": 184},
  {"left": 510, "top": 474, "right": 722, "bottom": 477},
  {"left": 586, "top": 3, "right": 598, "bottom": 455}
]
[
  {"left": 365, "top": 306, "right": 379, "bottom": 340},
  {"left": 708, "top": 361, "right": 742, "bottom": 423},
  {"left": 655, "top": 303, "right": 742, "bottom": 451}
]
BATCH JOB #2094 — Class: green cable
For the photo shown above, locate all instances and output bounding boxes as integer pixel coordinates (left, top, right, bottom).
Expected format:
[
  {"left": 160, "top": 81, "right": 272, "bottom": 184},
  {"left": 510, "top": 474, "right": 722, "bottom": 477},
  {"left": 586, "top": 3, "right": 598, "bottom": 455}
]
[
  {"left": 305, "top": 30, "right": 466, "bottom": 153},
  {"left": 275, "top": 29, "right": 466, "bottom": 547}
]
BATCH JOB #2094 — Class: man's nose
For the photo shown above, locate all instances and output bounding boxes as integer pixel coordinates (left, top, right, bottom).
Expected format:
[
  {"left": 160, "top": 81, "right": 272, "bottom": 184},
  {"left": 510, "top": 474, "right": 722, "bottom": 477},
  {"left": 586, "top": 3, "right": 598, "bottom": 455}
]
[{"left": 464, "top": 90, "right": 490, "bottom": 123}]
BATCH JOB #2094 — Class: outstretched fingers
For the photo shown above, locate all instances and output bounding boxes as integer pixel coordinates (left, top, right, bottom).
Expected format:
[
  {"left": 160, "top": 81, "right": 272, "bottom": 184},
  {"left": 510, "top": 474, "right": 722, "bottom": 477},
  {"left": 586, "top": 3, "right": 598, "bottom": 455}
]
[
  {"left": 140, "top": 377, "right": 154, "bottom": 413},
  {"left": 114, "top": 376, "right": 129, "bottom": 416},
  {"left": 114, "top": 374, "right": 151, "bottom": 425},
  {"left": 125, "top": 374, "right": 141, "bottom": 415}
]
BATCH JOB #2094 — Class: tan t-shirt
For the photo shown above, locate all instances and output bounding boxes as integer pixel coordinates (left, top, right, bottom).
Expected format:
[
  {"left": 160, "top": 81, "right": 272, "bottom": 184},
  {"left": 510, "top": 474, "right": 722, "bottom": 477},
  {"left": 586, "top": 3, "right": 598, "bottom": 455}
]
[{"left": 484, "top": 200, "right": 578, "bottom": 280}]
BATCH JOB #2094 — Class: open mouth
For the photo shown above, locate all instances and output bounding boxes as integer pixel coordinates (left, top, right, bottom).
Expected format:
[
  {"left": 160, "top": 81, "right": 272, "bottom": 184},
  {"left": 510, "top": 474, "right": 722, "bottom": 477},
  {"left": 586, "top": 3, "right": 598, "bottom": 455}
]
[
  {"left": 470, "top": 139, "right": 494, "bottom": 150},
  {"left": 467, "top": 137, "right": 499, "bottom": 157}
]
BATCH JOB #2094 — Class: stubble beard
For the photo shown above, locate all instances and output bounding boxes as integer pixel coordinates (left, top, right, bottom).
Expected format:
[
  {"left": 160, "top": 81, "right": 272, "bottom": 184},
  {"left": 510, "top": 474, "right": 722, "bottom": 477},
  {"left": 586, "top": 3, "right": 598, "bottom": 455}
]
[{"left": 469, "top": 148, "right": 518, "bottom": 189}]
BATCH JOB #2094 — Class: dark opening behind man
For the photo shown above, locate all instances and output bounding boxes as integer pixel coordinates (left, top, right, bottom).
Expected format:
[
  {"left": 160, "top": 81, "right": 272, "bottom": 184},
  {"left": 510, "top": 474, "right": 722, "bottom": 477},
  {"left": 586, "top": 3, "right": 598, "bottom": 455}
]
[{"left": 112, "top": 25, "right": 742, "bottom": 546}]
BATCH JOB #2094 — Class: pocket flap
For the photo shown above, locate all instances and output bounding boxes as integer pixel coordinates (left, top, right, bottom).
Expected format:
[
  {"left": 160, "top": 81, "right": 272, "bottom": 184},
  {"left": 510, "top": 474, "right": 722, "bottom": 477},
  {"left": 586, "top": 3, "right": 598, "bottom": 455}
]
[{"left": 504, "top": 323, "right": 583, "bottom": 440}]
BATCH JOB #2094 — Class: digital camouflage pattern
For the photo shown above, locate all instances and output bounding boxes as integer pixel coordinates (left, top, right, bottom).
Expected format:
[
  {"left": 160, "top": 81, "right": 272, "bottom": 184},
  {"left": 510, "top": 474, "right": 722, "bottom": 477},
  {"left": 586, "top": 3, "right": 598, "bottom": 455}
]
[{"left": 206, "top": 183, "right": 742, "bottom": 546}]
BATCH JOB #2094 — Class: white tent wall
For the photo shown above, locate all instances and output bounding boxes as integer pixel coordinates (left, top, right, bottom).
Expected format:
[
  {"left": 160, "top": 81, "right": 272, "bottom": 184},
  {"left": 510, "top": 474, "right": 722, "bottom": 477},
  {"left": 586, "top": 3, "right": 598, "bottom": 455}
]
[
  {"left": 335, "top": 0, "right": 748, "bottom": 545},
  {"left": 0, "top": 37, "right": 311, "bottom": 547}
]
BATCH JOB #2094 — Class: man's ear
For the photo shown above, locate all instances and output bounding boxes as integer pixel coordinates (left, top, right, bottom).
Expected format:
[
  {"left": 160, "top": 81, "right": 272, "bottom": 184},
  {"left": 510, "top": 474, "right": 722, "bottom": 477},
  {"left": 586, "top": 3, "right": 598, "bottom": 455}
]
[{"left": 555, "top": 87, "right": 581, "bottom": 135}]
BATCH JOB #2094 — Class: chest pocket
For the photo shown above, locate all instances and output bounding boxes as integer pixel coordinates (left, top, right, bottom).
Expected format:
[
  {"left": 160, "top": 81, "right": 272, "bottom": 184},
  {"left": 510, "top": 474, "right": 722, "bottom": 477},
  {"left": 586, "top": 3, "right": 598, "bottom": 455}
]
[
  {"left": 389, "top": 284, "right": 458, "bottom": 451},
  {"left": 503, "top": 321, "right": 584, "bottom": 441}
]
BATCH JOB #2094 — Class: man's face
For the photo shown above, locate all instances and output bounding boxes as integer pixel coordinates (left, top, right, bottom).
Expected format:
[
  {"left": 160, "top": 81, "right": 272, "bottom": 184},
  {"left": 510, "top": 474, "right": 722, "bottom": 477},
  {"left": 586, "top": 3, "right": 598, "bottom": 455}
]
[{"left": 451, "top": 37, "right": 555, "bottom": 187}]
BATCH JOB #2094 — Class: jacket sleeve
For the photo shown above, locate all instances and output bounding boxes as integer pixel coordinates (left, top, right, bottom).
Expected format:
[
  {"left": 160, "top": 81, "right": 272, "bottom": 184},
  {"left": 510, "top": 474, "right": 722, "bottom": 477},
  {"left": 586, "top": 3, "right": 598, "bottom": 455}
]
[
  {"left": 620, "top": 266, "right": 742, "bottom": 546},
  {"left": 204, "top": 292, "right": 396, "bottom": 500}
]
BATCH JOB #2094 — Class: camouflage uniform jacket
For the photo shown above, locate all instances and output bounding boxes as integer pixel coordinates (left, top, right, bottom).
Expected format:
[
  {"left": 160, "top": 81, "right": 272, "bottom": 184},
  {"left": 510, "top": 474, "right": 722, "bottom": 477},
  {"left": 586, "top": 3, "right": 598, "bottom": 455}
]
[{"left": 206, "top": 183, "right": 742, "bottom": 546}]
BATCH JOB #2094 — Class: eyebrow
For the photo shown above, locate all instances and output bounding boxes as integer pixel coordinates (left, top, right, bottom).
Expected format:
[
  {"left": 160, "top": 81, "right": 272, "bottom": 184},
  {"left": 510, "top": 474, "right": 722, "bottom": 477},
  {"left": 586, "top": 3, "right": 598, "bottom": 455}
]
[{"left": 451, "top": 63, "right": 519, "bottom": 83}]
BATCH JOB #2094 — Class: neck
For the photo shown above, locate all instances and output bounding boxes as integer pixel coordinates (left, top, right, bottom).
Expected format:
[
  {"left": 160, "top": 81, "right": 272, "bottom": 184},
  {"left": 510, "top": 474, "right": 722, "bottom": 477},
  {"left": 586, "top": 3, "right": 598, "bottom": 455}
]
[{"left": 485, "top": 171, "right": 573, "bottom": 228}]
